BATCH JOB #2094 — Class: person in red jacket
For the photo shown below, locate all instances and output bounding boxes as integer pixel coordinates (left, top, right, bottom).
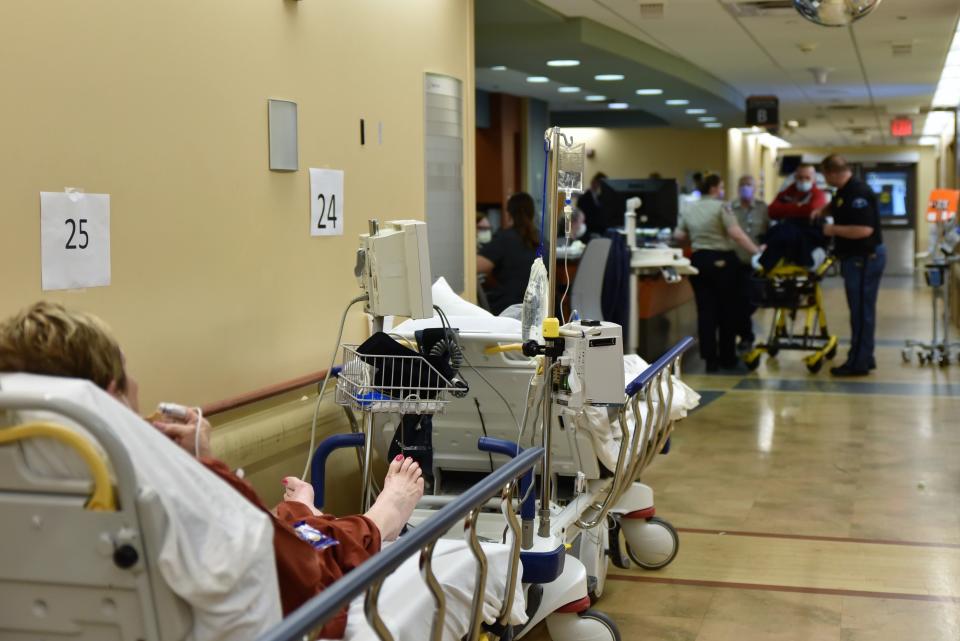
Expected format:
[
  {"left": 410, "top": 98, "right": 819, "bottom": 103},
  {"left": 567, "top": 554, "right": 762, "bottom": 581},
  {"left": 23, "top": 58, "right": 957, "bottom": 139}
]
[{"left": 768, "top": 163, "right": 828, "bottom": 222}]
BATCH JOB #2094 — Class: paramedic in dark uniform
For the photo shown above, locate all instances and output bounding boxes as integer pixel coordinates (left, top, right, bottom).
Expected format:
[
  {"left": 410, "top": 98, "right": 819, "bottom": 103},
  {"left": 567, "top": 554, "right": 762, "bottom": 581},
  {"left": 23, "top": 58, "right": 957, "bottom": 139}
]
[{"left": 815, "top": 154, "right": 885, "bottom": 377}]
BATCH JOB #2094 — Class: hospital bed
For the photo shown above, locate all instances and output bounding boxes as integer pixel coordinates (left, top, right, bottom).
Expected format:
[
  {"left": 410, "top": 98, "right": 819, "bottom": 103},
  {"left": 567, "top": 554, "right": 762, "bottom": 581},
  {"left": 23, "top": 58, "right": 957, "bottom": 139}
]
[
  {"left": 0, "top": 376, "right": 536, "bottom": 641},
  {"left": 312, "top": 314, "right": 696, "bottom": 641},
  {"left": 0, "top": 389, "right": 193, "bottom": 641}
]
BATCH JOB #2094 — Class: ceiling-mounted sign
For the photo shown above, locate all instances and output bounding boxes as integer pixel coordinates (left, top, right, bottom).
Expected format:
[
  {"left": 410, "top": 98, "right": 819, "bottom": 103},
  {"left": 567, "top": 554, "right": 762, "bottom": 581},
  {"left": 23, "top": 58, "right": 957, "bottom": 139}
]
[
  {"left": 890, "top": 117, "right": 913, "bottom": 138},
  {"left": 746, "top": 95, "right": 779, "bottom": 128}
]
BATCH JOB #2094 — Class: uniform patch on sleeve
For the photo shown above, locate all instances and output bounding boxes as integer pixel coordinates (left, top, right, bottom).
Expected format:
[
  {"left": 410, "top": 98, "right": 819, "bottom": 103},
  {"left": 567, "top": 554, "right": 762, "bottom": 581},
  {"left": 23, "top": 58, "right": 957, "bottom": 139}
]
[
  {"left": 293, "top": 521, "right": 340, "bottom": 550},
  {"left": 852, "top": 197, "right": 869, "bottom": 209}
]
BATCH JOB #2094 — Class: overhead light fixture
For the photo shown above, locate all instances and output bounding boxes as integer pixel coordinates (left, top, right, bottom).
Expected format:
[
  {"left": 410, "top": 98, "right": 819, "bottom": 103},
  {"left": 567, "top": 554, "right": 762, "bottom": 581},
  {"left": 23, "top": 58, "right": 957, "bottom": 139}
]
[
  {"left": 919, "top": 136, "right": 942, "bottom": 146},
  {"left": 698, "top": 116, "right": 717, "bottom": 122},
  {"left": 526, "top": 76, "right": 550, "bottom": 83},
  {"left": 665, "top": 99, "right": 689, "bottom": 106},
  {"left": 635, "top": 88, "right": 663, "bottom": 95},
  {"left": 491, "top": 65, "right": 507, "bottom": 71},
  {"left": 608, "top": 102, "right": 629, "bottom": 109},
  {"left": 585, "top": 95, "right": 607, "bottom": 102},
  {"left": 685, "top": 108, "right": 707, "bottom": 115},
  {"left": 594, "top": 74, "right": 625, "bottom": 81},
  {"left": 704, "top": 123, "right": 723, "bottom": 128},
  {"left": 787, "top": 119, "right": 800, "bottom": 128},
  {"left": 547, "top": 59, "right": 580, "bottom": 67},
  {"left": 558, "top": 86, "right": 581, "bottom": 93},
  {"left": 929, "top": 28, "right": 960, "bottom": 111}
]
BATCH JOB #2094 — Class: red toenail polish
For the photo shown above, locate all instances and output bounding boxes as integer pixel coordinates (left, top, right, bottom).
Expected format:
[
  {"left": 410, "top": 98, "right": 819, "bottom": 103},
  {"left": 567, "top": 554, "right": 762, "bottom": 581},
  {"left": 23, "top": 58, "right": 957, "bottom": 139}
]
[
  {"left": 281, "top": 479, "right": 288, "bottom": 485},
  {"left": 395, "top": 454, "right": 403, "bottom": 461}
]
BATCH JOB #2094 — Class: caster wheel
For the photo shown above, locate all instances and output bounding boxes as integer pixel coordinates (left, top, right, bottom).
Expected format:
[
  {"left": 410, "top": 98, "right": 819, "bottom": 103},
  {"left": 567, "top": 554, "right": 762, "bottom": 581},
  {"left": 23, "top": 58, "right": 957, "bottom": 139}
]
[
  {"left": 767, "top": 346, "right": 780, "bottom": 358},
  {"left": 939, "top": 355, "right": 950, "bottom": 368},
  {"left": 826, "top": 345, "right": 838, "bottom": 360},
  {"left": 807, "top": 358, "right": 823, "bottom": 374},
  {"left": 545, "top": 610, "right": 621, "bottom": 641},
  {"left": 744, "top": 354, "right": 761, "bottom": 371},
  {"left": 902, "top": 349, "right": 912, "bottom": 364},
  {"left": 623, "top": 516, "right": 679, "bottom": 570}
]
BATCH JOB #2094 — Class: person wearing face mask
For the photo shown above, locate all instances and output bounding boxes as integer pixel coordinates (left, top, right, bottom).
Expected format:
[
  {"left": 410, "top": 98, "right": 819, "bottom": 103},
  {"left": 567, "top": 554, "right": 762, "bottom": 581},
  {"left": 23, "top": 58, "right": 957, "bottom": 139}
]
[
  {"left": 476, "top": 211, "right": 493, "bottom": 246},
  {"left": 731, "top": 176, "right": 769, "bottom": 350},
  {"left": 675, "top": 174, "right": 762, "bottom": 372},
  {"left": 768, "top": 163, "right": 828, "bottom": 223},
  {"left": 577, "top": 172, "right": 610, "bottom": 237}
]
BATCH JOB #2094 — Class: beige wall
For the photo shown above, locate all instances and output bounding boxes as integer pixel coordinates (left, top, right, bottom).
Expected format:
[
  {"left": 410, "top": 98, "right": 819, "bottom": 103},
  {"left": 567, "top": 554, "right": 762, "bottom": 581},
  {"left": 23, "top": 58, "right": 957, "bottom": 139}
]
[
  {"left": 0, "top": 0, "right": 475, "bottom": 411},
  {"left": 564, "top": 127, "right": 728, "bottom": 186},
  {"left": 727, "top": 128, "right": 787, "bottom": 202}
]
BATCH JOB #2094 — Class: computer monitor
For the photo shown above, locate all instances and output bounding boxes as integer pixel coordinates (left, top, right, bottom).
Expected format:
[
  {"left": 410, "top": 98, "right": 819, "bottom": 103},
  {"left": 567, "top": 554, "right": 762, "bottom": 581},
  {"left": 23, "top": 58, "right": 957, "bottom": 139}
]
[
  {"left": 600, "top": 178, "right": 679, "bottom": 230},
  {"left": 857, "top": 163, "right": 916, "bottom": 227}
]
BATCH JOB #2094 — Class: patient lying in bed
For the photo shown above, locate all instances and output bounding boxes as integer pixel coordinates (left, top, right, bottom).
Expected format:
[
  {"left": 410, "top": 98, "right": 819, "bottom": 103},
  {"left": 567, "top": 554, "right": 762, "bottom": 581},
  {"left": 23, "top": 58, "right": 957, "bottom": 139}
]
[{"left": 0, "top": 302, "right": 425, "bottom": 640}]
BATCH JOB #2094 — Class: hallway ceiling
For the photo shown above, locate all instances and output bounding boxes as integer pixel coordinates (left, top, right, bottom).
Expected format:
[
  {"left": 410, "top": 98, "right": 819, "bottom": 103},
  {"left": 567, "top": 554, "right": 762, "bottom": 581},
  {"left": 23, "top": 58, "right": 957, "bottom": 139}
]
[{"left": 476, "top": 0, "right": 960, "bottom": 146}]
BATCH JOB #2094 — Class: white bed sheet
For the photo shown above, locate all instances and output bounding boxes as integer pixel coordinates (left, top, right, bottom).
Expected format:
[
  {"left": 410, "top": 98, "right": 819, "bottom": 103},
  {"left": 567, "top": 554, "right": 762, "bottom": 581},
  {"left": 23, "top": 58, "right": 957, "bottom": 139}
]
[{"left": 330, "top": 538, "right": 526, "bottom": 641}]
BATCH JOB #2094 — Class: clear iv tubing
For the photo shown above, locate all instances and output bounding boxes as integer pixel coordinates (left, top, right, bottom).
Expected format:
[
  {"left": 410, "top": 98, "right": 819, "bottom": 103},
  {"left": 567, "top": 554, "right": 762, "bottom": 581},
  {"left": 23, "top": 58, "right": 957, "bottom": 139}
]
[
  {"left": 559, "top": 193, "right": 573, "bottom": 324},
  {"left": 302, "top": 294, "right": 369, "bottom": 479}
]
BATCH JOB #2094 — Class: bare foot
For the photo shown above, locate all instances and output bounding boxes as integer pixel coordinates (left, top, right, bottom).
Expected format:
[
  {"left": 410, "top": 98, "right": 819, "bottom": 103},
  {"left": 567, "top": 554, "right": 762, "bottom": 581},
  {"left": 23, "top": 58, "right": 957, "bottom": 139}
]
[
  {"left": 282, "top": 477, "right": 323, "bottom": 516},
  {"left": 364, "top": 455, "right": 425, "bottom": 541}
]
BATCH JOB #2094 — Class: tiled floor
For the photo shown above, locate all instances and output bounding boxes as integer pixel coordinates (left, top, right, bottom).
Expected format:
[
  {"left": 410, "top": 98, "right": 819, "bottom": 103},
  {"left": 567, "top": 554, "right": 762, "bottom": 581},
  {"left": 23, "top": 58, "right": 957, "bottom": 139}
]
[{"left": 525, "top": 276, "right": 960, "bottom": 640}]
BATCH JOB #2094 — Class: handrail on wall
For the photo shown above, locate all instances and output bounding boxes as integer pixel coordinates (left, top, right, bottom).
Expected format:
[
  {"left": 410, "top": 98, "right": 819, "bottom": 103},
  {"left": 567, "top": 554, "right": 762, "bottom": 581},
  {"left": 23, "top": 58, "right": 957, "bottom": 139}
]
[{"left": 256, "top": 446, "right": 545, "bottom": 641}]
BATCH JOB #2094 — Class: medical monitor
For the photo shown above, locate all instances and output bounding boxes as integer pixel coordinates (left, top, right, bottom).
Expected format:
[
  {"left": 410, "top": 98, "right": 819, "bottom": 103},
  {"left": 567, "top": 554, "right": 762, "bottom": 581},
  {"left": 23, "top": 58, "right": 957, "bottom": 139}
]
[
  {"left": 600, "top": 178, "right": 679, "bottom": 230},
  {"left": 357, "top": 219, "right": 434, "bottom": 319}
]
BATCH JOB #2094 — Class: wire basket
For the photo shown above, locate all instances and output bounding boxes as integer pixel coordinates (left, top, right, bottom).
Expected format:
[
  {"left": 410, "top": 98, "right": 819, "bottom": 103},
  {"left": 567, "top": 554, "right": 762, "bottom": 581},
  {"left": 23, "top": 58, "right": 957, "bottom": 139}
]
[{"left": 335, "top": 344, "right": 453, "bottom": 414}]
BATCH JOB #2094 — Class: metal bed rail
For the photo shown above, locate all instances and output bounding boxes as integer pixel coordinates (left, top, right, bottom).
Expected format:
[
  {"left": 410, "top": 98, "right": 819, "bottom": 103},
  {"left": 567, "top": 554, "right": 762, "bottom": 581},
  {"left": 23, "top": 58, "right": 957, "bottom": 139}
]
[
  {"left": 576, "top": 336, "right": 694, "bottom": 530},
  {"left": 257, "top": 446, "right": 545, "bottom": 641}
]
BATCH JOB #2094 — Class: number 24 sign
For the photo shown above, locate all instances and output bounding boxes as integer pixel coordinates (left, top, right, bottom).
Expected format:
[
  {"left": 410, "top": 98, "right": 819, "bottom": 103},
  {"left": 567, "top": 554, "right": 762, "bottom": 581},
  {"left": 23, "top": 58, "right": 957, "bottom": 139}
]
[{"left": 310, "top": 168, "right": 344, "bottom": 237}]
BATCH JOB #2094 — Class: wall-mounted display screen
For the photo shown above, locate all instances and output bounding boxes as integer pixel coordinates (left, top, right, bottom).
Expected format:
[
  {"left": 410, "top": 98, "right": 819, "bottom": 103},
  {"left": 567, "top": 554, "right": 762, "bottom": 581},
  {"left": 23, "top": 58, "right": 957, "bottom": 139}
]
[{"left": 864, "top": 171, "right": 909, "bottom": 218}]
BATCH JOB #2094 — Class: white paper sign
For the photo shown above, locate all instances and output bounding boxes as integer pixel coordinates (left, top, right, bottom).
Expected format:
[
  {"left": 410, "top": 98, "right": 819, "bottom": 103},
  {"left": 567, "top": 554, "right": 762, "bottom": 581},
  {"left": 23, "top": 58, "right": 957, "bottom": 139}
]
[
  {"left": 40, "top": 191, "right": 111, "bottom": 291},
  {"left": 310, "top": 168, "right": 344, "bottom": 236}
]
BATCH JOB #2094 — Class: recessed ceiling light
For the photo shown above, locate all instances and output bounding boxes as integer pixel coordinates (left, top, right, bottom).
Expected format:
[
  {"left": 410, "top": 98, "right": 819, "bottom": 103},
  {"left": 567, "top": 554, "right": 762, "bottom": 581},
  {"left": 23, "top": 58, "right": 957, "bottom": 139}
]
[
  {"left": 698, "top": 116, "right": 717, "bottom": 122},
  {"left": 491, "top": 65, "right": 507, "bottom": 71},
  {"left": 686, "top": 108, "right": 707, "bottom": 115},
  {"left": 526, "top": 76, "right": 550, "bottom": 83},
  {"left": 635, "top": 89, "right": 663, "bottom": 95},
  {"left": 547, "top": 59, "right": 580, "bottom": 67},
  {"left": 558, "top": 86, "right": 581, "bottom": 93},
  {"left": 585, "top": 95, "right": 607, "bottom": 102},
  {"left": 608, "top": 102, "right": 629, "bottom": 109},
  {"left": 595, "top": 74, "right": 625, "bottom": 81},
  {"left": 704, "top": 123, "right": 723, "bottom": 128},
  {"left": 665, "top": 99, "right": 690, "bottom": 106}
]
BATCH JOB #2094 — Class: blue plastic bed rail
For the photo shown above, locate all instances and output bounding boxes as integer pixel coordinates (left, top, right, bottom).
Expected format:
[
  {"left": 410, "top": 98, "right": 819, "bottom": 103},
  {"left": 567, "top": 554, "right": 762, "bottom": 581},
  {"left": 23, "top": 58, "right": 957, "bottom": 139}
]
[
  {"left": 477, "top": 437, "right": 536, "bottom": 521},
  {"left": 256, "top": 446, "right": 545, "bottom": 641},
  {"left": 310, "top": 433, "right": 365, "bottom": 509},
  {"left": 624, "top": 336, "right": 695, "bottom": 397}
]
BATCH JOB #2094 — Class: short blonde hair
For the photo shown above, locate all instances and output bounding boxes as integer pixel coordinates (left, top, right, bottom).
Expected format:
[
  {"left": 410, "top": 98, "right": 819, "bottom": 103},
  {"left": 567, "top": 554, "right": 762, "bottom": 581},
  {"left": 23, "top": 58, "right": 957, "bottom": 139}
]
[{"left": 0, "top": 302, "right": 127, "bottom": 392}]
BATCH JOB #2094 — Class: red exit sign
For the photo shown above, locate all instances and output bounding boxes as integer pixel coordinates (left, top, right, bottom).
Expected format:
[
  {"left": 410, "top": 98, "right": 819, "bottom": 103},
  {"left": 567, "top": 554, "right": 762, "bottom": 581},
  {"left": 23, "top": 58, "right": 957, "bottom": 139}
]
[{"left": 890, "top": 117, "right": 913, "bottom": 137}]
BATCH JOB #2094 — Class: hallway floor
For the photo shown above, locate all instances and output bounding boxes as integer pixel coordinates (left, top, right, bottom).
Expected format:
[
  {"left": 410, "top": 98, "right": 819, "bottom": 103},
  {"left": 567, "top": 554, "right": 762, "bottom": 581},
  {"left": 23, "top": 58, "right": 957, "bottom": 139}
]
[{"left": 529, "top": 275, "right": 960, "bottom": 640}]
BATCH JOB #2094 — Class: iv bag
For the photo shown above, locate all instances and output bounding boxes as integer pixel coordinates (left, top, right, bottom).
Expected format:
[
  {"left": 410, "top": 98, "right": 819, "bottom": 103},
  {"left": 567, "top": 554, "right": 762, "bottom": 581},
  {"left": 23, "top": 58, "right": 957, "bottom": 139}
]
[
  {"left": 558, "top": 142, "right": 586, "bottom": 194},
  {"left": 521, "top": 257, "right": 549, "bottom": 343}
]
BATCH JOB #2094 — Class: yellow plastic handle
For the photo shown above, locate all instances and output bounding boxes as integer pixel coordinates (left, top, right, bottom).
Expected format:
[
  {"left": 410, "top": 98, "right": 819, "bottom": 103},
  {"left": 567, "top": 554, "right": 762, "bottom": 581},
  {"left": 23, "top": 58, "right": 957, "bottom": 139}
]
[
  {"left": 0, "top": 422, "right": 116, "bottom": 511},
  {"left": 483, "top": 343, "right": 524, "bottom": 355}
]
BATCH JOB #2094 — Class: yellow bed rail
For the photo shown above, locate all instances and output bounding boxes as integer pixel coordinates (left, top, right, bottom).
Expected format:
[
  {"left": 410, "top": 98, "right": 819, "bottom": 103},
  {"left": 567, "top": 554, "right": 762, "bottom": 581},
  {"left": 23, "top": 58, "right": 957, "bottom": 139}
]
[{"left": 0, "top": 422, "right": 116, "bottom": 511}]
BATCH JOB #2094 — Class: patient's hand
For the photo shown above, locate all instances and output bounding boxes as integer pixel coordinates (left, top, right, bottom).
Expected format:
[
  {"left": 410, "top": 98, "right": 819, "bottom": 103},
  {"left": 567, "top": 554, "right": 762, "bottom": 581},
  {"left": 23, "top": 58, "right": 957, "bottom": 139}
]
[
  {"left": 152, "top": 407, "right": 212, "bottom": 458},
  {"left": 364, "top": 456, "right": 424, "bottom": 541},
  {"left": 281, "top": 477, "right": 323, "bottom": 516}
]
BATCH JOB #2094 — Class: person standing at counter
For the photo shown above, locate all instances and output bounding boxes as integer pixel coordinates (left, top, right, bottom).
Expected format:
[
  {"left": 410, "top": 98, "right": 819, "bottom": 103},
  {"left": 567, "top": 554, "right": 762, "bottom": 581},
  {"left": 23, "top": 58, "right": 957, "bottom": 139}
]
[
  {"left": 814, "top": 154, "right": 885, "bottom": 377},
  {"left": 674, "top": 175, "right": 762, "bottom": 372}
]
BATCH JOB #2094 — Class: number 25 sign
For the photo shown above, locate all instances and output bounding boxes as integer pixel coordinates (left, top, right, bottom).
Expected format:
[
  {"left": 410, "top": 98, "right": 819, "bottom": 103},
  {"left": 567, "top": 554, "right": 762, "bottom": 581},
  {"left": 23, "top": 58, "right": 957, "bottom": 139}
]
[
  {"left": 310, "top": 168, "right": 344, "bottom": 237},
  {"left": 40, "top": 191, "right": 111, "bottom": 291}
]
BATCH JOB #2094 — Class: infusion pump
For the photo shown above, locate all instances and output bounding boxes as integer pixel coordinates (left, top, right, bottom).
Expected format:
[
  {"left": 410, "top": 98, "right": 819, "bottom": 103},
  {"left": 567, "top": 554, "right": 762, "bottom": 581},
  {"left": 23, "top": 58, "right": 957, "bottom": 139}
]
[{"left": 553, "top": 320, "right": 625, "bottom": 409}]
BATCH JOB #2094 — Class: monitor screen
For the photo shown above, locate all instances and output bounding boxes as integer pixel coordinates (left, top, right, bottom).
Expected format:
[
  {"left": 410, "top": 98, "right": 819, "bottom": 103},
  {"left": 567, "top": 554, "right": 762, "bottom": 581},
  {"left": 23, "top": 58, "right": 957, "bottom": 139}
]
[
  {"left": 600, "top": 178, "right": 679, "bottom": 230},
  {"left": 864, "top": 171, "right": 909, "bottom": 218}
]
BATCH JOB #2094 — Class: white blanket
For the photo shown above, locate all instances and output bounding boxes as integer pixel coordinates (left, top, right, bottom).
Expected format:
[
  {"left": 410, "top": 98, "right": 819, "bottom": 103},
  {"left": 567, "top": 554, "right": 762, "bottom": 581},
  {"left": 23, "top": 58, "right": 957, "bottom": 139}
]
[
  {"left": 331, "top": 538, "right": 526, "bottom": 641},
  {"left": 0, "top": 373, "right": 282, "bottom": 641}
]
